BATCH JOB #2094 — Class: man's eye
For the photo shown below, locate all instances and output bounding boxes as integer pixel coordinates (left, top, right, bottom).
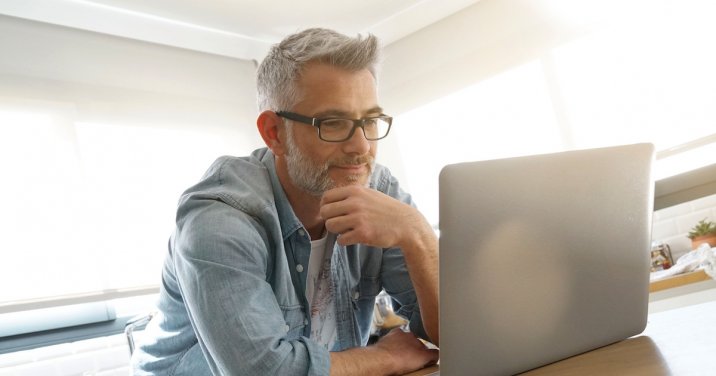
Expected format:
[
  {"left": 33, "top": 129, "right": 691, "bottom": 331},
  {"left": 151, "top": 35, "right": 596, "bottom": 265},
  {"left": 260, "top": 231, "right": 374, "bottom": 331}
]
[
  {"left": 364, "top": 118, "right": 378, "bottom": 127},
  {"left": 322, "top": 120, "right": 351, "bottom": 128}
]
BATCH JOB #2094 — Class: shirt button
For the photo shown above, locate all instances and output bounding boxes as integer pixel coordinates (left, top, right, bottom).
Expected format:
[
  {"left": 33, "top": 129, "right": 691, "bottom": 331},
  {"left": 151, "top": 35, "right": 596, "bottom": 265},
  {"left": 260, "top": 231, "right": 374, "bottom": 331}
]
[
  {"left": 353, "top": 291, "right": 360, "bottom": 300},
  {"left": 284, "top": 324, "right": 290, "bottom": 332},
  {"left": 298, "top": 229, "right": 306, "bottom": 237},
  {"left": 304, "top": 318, "right": 309, "bottom": 325},
  {"left": 296, "top": 264, "right": 304, "bottom": 273}
]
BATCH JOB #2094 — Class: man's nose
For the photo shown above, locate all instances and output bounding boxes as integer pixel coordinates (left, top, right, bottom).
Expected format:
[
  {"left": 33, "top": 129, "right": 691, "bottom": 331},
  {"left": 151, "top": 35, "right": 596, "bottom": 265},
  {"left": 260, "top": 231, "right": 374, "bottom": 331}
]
[{"left": 342, "top": 125, "right": 372, "bottom": 155}]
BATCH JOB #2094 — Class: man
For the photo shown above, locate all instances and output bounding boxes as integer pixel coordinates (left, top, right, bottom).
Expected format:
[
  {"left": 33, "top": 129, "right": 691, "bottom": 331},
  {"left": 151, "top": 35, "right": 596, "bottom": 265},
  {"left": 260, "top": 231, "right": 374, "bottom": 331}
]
[{"left": 131, "top": 28, "right": 439, "bottom": 375}]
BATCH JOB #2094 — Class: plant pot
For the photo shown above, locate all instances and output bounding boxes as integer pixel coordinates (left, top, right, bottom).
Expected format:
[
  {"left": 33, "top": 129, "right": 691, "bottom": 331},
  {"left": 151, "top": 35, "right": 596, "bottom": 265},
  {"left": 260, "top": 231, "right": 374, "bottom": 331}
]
[{"left": 690, "top": 234, "right": 716, "bottom": 249}]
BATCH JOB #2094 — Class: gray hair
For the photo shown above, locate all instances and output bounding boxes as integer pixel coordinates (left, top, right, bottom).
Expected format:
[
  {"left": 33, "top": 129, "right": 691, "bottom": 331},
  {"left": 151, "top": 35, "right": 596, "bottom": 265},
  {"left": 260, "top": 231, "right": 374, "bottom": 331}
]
[{"left": 256, "top": 28, "right": 381, "bottom": 112}]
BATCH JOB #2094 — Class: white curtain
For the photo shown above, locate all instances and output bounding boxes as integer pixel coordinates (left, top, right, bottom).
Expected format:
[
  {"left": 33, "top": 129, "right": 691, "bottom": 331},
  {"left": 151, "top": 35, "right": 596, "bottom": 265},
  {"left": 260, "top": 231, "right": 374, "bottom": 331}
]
[{"left": 0, "top": 14, "right": 262, "bottom": 311}]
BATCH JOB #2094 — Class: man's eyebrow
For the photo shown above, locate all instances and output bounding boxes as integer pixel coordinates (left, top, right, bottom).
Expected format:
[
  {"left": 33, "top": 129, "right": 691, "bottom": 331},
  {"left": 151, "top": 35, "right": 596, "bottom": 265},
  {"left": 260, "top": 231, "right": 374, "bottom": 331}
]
[
  {"left": 365, "top": 106, "right": 384, "bottom": 115},
  {"left": 314, "top": 106, "right": 385, "bottom": 118}
]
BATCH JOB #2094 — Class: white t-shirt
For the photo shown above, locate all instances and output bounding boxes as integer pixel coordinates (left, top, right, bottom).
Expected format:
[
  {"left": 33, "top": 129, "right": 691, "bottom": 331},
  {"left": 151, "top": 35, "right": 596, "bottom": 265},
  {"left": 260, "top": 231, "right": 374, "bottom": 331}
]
[{"left": 306, "top": 235, "right": 338, "bottom": 350}]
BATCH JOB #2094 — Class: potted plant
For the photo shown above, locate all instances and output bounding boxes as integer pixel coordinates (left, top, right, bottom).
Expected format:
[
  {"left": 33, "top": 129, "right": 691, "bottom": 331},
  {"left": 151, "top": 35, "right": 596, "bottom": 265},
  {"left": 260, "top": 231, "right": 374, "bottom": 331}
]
[{"left": 687, "top": 218, "right": 716, "bottom": 249}]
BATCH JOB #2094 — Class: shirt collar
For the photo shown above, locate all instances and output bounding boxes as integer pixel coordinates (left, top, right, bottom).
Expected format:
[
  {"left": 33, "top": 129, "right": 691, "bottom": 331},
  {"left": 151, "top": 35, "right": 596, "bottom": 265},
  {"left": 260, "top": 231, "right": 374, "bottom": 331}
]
[{"left": 258, "top": 149, "right": 305, "bottom": 241}]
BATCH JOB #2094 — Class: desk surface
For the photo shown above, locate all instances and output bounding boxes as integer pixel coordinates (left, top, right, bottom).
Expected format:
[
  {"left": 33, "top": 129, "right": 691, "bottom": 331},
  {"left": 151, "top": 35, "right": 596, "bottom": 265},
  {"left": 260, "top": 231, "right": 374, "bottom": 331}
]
[{"left": 408, "top": 300, "right": 716, "bottom": 375}]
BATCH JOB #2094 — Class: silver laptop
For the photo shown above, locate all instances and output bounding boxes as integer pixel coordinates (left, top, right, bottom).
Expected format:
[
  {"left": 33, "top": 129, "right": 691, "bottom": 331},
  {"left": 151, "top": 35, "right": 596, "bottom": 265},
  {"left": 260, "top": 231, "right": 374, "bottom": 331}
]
[{"left": 438, "top": 143, "right": 655, "bottom": 375}]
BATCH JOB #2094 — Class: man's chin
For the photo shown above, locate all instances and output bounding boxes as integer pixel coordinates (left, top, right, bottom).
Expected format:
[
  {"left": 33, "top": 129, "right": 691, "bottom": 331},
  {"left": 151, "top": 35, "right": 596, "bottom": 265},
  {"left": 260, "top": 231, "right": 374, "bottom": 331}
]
[{"left": 332, "top": 173, "right": 370, "bottom": 189}]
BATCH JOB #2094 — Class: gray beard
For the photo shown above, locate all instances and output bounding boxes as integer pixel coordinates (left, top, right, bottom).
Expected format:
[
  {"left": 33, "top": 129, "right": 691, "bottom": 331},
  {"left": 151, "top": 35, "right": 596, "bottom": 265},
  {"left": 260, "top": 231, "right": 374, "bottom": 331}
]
[{"left": 283, "top": 131, "right": 373, "bottom": 197}]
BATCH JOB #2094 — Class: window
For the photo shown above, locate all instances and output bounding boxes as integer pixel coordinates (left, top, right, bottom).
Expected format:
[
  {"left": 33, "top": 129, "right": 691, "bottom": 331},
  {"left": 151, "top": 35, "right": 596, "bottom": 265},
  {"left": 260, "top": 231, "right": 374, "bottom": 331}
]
[
  {"left": 394, "top": 0, "right": 716, "bottom": 226},
  {"left": 393, "top": 60, "right": 563, "bottom": 224},
  {"left": 0, "top": 15, "right": 260, "bottom": 333}
]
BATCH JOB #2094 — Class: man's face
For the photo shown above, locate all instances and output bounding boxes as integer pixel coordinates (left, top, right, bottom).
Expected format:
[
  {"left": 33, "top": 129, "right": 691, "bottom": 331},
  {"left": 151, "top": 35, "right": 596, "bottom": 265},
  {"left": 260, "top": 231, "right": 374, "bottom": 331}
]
[
  {"left": 281, "top": 63, "right": 380, "bottom": 196},
  {"left": 283, "top": 126, "right": 375, "bottom": 196}
]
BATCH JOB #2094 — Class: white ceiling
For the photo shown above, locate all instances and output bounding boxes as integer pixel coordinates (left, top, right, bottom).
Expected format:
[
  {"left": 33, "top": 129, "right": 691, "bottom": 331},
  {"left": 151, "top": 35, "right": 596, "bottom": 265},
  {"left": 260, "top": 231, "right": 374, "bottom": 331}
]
[{"left": 0, "top": 0, "right": 481, "bottom": 61}]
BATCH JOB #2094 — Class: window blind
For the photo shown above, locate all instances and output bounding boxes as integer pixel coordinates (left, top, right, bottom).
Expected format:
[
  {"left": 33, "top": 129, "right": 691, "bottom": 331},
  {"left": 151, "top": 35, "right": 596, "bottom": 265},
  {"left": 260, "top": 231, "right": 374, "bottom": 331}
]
[{"left": 0, "top": 14, "right": 262, "bottom": 314}]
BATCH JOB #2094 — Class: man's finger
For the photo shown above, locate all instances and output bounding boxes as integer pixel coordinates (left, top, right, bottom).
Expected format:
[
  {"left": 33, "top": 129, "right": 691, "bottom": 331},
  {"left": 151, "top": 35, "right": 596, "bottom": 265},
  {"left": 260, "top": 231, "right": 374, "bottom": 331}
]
[
  {"left": 320, "top": 185, "right": 365, "bottom": 206},
  {"left": 324, "top": 215, "right": 354, "bottom": 235},
  {"left": 319, "top": 200, "right": 352, "bottom": 221}
]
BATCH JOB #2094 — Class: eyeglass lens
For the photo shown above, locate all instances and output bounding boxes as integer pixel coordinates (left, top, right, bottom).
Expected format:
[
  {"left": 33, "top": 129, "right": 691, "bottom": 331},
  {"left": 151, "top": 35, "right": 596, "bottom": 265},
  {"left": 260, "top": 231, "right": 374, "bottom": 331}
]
[{"left": 320, "top": 118, "right": 390, "bottom": 141}]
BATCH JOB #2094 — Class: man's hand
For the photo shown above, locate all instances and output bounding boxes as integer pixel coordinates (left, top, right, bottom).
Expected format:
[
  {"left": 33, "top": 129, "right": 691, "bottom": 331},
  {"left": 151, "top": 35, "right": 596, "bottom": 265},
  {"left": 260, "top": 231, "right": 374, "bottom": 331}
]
[
  {"left": 374, "top": 328, "right": 439, "bottom": 374},
  {"left": 320, "top": 185, "right": 429, "bottom": 249},
  {"left": 330, "top": 328, "right": 439, "bottom": 376}
]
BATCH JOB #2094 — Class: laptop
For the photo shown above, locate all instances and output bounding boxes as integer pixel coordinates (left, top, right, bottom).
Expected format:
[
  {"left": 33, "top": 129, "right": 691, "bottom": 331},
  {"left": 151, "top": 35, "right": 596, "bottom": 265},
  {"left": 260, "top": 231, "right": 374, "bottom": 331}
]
[{"left": 438, "top": 143, "right": 655, "bottom": 375}]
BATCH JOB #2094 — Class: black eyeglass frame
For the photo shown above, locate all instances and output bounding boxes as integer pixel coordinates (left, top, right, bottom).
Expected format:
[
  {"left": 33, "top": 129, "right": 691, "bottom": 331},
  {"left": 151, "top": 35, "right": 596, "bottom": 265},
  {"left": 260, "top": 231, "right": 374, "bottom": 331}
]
[{"left": 275, "top": 111, "right": 392, "bottom": 142}]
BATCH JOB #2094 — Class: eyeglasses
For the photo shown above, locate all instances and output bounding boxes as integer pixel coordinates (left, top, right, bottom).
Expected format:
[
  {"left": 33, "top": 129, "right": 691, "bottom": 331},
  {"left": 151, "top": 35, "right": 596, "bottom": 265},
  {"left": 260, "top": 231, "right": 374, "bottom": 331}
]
[{"left": 275, "top": 111, "right": 392, "bottom": 142}]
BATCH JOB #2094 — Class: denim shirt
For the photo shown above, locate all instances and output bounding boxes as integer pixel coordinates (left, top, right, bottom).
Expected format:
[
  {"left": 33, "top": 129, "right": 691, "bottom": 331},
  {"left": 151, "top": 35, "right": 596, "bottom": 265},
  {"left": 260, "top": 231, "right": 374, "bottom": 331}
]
[{"left": 131, "top": 148, "right": 426, "bottom": 375}]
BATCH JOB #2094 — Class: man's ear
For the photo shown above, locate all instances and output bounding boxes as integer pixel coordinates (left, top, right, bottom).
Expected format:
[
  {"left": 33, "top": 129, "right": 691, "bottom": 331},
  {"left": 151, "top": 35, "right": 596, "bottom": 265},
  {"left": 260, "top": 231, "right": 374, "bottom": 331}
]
[{"left": 257, "top": 110, "right": 287, "bottom": 155}]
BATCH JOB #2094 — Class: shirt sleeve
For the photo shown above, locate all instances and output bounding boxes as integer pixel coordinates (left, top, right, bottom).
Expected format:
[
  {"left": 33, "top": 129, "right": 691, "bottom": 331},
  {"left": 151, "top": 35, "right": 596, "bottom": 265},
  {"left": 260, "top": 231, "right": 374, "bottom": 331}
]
[{"left": 172, "top": 198, "right": 331, "bottom": 375}]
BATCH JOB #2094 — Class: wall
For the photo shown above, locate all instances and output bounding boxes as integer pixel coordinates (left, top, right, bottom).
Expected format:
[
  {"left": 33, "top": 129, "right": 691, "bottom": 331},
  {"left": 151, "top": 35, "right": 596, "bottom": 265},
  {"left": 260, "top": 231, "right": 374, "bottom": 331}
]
[{"left": 379, "top": 0, "right": 619, "bottom": 115}]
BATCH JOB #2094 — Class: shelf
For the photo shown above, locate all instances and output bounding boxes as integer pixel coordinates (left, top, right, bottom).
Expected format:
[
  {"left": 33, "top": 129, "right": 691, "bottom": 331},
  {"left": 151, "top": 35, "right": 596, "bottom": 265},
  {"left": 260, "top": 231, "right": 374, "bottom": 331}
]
[{"left": 649, "top": 269, "right": 711, "bottom": 293}]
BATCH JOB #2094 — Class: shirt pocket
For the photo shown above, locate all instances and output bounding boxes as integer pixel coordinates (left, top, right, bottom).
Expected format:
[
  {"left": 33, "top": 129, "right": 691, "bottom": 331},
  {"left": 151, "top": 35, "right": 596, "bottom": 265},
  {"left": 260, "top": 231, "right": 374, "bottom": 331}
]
[
  {"left": 357, "top": 276, "right": 381, "bottom": 299},
  {"left": 279, "top": 304, "right": 307, "bottom": 340}
]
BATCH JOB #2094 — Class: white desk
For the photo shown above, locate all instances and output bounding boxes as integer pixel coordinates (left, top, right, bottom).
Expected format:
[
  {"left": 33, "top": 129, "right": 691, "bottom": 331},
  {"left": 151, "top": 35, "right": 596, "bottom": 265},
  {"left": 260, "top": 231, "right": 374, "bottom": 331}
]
[{"left": 408, "top": 300, "right": 716, "bottom": 375}]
